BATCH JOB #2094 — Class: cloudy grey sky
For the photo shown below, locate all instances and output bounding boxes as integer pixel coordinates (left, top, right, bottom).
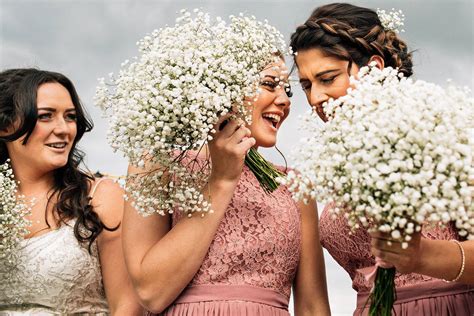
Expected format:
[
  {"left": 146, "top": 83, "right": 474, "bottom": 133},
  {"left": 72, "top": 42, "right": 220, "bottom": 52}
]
[{"left": 1, "top": 0, "right": 472, "bottom": 315}]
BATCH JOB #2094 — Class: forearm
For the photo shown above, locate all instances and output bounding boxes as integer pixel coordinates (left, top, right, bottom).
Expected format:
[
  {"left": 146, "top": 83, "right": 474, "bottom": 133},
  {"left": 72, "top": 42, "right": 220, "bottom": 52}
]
[
  {"left": 294, "top": 200, "right": 331, "bottom": 316},
  {"left": 111, "top": 301, "right": 144, "bottom": 316},
  {"left": 417, "top": 239, "right": 474, "bottom": 284},
  {"left": 132, "top": 178, "right": 237, "bottom": 312}
]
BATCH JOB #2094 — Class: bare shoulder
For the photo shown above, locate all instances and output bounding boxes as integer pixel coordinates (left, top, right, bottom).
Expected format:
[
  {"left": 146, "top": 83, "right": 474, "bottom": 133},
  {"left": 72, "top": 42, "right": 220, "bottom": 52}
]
[{"left": 89, "top": 177, "right": 125, "bottom": 228}]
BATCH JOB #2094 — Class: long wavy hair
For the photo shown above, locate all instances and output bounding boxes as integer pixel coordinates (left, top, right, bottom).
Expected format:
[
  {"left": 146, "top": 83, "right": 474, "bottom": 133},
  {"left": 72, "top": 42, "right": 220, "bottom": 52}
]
[
  {"left": 0, "top": 68, "right": 116, "bottom": 252},
  {"left": 290, "top": 3, "right": 413, "bottom": 77}
]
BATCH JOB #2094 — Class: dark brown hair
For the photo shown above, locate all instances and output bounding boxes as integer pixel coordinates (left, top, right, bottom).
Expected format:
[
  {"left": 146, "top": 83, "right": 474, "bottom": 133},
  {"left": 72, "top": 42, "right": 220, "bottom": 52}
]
[
  {"left": 0, "top": 68, "right": 116, "bottom": 252},
  {"left": 290, "top": 3, "right": 413, "bottom": 77}
]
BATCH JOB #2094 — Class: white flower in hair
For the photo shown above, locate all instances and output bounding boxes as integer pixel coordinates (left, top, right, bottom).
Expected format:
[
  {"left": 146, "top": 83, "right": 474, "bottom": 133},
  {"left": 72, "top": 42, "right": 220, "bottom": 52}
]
[{"left": 377, "top": 8, "right": 405, "bottom": 33}]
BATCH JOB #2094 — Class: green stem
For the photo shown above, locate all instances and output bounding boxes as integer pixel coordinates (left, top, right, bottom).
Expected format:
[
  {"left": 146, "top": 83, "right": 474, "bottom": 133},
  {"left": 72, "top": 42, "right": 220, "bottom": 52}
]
[
  {"left": 368, "top": 267, "right": 396, "bottom": 316},
  {"left": 244, "top": 147, "right": 285, "bottom": 193}
]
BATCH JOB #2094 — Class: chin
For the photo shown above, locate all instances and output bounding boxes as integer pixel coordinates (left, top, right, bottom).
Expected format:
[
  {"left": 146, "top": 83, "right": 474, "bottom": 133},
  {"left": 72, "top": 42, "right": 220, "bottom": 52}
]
[
  {"left": 255, "top": 137, "right": 277, "bottom": 148},
  {"left": 46, "top": 158, "right": 69, "bottom": 170}
]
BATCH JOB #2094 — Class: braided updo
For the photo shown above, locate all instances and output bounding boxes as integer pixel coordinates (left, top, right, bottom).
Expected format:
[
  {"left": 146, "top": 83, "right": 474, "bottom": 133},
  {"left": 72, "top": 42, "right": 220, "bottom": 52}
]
[{"left": 290, "top": 3, "right": 413, "bottom": 77}]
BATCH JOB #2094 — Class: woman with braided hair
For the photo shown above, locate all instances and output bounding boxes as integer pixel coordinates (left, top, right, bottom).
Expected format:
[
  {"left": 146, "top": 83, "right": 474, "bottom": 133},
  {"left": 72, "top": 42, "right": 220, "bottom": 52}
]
[{"left": 290, "top": 3, "right": 474, "bottom": 315}]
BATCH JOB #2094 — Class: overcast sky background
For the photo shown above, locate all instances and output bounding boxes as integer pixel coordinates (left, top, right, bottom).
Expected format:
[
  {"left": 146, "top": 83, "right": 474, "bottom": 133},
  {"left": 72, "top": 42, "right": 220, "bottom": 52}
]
[{"left": 1, "top": 0, "right": 473, "bottom": 315}]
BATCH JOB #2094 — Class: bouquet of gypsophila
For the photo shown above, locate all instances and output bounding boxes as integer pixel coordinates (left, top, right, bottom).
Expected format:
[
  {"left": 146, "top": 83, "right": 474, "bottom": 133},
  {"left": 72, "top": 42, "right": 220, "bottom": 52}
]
[
  {"left": 0, "top": 160, "right": 30, "bottom": 268},
  {"left": 283, "top": 65, "right": 473, "bottom": 316},
  {"left": 96, "top": 10, "right": 290, "bottom": 216}
]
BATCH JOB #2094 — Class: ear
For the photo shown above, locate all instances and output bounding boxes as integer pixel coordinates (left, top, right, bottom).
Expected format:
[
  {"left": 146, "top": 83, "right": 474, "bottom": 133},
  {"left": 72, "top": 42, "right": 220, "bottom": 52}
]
[{"left": 368, "top": 55, "right": 385, "bottom": 70}]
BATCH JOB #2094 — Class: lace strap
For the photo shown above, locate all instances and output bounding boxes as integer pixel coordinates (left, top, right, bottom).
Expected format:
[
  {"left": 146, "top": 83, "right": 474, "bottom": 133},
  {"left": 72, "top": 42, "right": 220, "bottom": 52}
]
[{"left": 89, "top": 177, "right": 107, "bottom": 200}]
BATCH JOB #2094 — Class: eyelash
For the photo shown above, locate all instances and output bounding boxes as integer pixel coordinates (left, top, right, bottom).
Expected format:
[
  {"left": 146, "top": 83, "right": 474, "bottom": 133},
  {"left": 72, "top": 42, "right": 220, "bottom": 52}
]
[
  {"left": 260, "top": 81, "right": 293, "bottom": 98},
  {"left": 260, "top": 80, "right": 278, "bottom": 89},
  {"left": 320, "top": 76, "right": 337, "bottom": 85},
  {"left": 38, "top": 113, "right": 52, "bottom": 120},
  {"left": 37, "top": 113, "right": 77, "bottom": 121}
]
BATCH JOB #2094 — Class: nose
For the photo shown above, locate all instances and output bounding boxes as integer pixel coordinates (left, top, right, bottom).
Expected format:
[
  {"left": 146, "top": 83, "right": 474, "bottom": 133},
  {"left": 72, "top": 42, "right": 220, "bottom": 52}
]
[
  {"left": 53, "top": 117, "right": 69, "bottom": 135},
  {"left": 274, "top": 87, "right": 291, "bottom": 108},
  {"left": 309, "top": 87, "right": 329, "bottom": 122},
  {"left": 309, "top": 86, "right": 328, "bottom": 108}
]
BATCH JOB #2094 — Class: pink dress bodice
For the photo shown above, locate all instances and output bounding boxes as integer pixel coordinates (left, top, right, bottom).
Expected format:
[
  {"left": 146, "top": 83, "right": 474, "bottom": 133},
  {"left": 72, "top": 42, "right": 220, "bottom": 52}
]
[
  {"left": 320, "top": 203, "right": 473, "bottom": 315},
  {"left": 319, "top": 202, "right": 460, "bottom": 293},
  {"left": 172, "top": 165, "right": 301, "bottom": 299}
]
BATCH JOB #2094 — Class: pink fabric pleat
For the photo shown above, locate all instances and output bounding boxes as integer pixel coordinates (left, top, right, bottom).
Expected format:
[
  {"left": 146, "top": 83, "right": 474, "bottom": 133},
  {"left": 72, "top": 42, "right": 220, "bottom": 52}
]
[
  {"left": 355, "top": 280, "right": 474, "bottom": 316},
  {"left": 148, "top": 284, "right": 290, "bottom": 316}
]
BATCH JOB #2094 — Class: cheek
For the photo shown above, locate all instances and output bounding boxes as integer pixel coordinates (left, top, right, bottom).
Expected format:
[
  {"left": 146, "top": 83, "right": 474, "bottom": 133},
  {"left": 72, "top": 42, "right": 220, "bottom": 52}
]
[
  {"left": 331, "top": 77, "right": 352, "bottom": 98},
  {"left": 70, "top": 123, "right": 78, "bottom": 139}
]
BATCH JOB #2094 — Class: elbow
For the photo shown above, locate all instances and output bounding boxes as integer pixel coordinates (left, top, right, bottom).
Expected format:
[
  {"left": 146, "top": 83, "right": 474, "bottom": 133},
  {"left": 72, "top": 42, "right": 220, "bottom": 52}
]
[{"left": 135, "top": 283, "right": 173, "bottom": 314}]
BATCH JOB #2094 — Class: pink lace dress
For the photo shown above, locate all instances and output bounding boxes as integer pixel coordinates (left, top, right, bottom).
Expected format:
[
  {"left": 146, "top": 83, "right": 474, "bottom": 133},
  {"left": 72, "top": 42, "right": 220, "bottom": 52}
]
[
  {"left": 150, "top": 163, "right": 301, "bottom": 316},
  {"left": 320, "top": 203, "right": 474, "bottom": 316}
]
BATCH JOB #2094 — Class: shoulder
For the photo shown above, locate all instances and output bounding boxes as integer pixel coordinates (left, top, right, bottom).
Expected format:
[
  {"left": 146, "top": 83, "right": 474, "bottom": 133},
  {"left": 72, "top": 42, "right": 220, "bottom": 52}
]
[{"left": 89, "top": 177, "right": 124, "bottom": 227}]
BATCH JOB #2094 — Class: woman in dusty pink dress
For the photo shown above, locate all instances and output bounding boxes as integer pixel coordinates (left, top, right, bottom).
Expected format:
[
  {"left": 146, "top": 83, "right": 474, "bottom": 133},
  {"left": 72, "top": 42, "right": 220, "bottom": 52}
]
[
  {"left": 121, "top": 57, "right": 330, "bottom": 315},
  {"left": 290, "top": 3, "right": 474, "bottom": 315}
]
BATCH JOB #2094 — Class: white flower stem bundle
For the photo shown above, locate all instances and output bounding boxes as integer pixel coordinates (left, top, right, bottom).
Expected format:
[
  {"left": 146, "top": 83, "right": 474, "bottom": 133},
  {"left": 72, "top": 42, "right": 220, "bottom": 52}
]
[{"left": 96, "top": 10, "right": 287, "bottom": 216}]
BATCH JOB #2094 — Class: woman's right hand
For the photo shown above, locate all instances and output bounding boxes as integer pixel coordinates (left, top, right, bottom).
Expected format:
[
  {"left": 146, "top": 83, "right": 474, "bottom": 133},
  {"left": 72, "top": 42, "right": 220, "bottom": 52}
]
[{"left": 208, "top": 115, "right": 255, "bottom": 184}]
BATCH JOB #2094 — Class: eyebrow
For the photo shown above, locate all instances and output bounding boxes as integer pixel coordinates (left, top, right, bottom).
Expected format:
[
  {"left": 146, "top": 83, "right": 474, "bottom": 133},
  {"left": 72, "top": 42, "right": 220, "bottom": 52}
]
[
  {"left": 263, "top": 75, "right": 289, "bottom": 82},
  {"left": 37, "top": 107, "right": 76, "bottom": 112}
]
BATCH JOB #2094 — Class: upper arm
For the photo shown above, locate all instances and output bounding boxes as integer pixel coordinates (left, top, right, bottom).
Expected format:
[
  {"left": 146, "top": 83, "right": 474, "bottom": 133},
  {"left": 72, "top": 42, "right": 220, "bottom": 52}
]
[
  {"left": 91, "top": 178, "right": 143, "bottom": 315},
  {"left": 293, "top": 199, "right": 330, "bottom": 316}
]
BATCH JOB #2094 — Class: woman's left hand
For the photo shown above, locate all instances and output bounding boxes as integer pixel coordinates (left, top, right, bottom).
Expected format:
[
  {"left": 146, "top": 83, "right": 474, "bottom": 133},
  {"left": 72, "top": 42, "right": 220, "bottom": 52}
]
[{"left": 369, "top": 231, "right": 423, "bottom": 274}]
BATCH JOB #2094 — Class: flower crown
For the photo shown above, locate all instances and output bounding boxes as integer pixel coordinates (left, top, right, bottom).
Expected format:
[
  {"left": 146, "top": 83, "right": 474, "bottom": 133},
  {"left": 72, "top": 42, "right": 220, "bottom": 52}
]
[{"left": 377, "top": 8, "right": 405, "bottom": 33}]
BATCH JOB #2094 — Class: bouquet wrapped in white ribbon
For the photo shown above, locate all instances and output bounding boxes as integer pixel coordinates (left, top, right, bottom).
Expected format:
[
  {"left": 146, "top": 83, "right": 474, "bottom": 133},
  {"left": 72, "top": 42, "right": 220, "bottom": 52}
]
[
  {"left": 283, "top": 65, "right": 473, "bottom": 315},
  {"left": 96, "top": 10, "right": 289, "bottom": 216},
  {"left": 0, "top": 160, "right": 30, "bottom": 267}
]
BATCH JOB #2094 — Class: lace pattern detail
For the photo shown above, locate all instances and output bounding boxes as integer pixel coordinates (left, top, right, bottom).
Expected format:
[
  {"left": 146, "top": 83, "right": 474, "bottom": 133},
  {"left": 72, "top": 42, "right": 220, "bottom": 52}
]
[
  {"left": 173, "top": 157, "right": 301, "bottom": 298},
  {"left": 320, "top": 203, "right": 460, "bottom": 292},
  {"left": 0, "top": 220, "right": 109, "bottom": 314}
]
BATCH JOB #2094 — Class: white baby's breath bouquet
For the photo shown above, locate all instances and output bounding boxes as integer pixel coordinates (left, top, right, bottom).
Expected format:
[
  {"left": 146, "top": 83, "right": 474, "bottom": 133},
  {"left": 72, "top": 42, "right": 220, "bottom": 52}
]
[
  {"left": 284, "top": 65, "right": 473, "bottom": 316},
  {"left": 0, "top": 160, "right": 30, "bottom": 268},
  {"left": 96, "top": 10, "right": 288, "bottom": 216}
]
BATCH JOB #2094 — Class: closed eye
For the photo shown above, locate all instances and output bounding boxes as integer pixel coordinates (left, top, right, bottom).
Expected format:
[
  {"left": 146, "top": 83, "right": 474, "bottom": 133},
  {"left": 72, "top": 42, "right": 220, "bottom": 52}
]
[
  {"left": 320, "top": 75, "right": 337, "bottom": 85},
  {"left": 260, "top": 80, "right": 278, "bottom": 90},
  {"left": 300, "top": 81, "right": 311, "bottom": 92}
]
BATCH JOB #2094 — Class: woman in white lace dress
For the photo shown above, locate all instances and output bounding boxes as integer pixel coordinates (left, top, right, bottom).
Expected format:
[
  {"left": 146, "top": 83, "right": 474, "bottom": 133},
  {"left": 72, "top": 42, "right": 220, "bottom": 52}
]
[{"left": 0, "top": 68, "right": 143, "bottom": 315}]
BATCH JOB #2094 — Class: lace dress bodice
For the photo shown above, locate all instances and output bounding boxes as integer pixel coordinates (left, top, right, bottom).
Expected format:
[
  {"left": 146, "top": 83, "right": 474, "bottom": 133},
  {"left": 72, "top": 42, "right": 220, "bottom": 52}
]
[
  {"left": 0, "top": 220, "right": 109, "bottom": 315},
  {"left": 172, "top": 164, "right": 301, "bottom": 299},
  {"left": 320, "top": 203, "right": 460, "bottom": 293}
]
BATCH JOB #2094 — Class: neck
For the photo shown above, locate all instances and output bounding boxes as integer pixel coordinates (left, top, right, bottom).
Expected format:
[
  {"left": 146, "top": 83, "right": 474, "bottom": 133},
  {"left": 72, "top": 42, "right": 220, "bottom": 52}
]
[{"left": 10, "top": 160, "right": 56, "bottom": 196}]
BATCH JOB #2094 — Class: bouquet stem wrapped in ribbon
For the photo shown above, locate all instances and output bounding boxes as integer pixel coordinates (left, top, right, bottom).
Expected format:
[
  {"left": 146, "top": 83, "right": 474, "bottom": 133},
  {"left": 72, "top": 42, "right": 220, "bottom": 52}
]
[
  {"left": 96, "top": 10, "right": 289, "bottom": 216},
  {"left": 283, "top": 65, "right": 473, "bottom": 315}
]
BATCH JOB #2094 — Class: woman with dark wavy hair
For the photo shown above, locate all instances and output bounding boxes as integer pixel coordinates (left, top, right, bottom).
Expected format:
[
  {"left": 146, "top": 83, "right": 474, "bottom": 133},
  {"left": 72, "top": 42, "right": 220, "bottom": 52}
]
[
  {"left": 290, "top": 3, "right": 473, "bottom": 315},
  {"left": 0, "top": 68, "right": 142, "bottom": 315}
]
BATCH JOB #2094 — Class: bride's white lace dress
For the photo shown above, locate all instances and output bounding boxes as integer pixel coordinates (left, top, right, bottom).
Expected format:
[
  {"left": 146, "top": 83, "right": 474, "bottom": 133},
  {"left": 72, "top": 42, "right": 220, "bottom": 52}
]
[{"left": 0, "top": 219, "right": 109, "bottom": 315}]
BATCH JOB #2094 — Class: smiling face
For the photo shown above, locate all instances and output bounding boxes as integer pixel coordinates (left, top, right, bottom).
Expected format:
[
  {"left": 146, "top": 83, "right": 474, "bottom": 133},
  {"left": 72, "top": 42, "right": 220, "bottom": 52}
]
[
  {"left": 247, "top": 59, "right": 292, "bottom": 148},
  {"left": 6, "top": 82, "right": 78, "bottom": 175},
  {"left": 296, "top": 48, "right": 359, "bottom": 122}
]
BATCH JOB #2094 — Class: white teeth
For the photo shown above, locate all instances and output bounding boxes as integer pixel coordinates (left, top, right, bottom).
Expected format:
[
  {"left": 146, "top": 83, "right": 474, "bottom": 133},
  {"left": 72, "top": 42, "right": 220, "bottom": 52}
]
[
  {"left": 47, "top": 143, "right": 66, "bottom": 149},
  {"left": 262, "top": 113, "right": 281, "bottom": 123}
]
